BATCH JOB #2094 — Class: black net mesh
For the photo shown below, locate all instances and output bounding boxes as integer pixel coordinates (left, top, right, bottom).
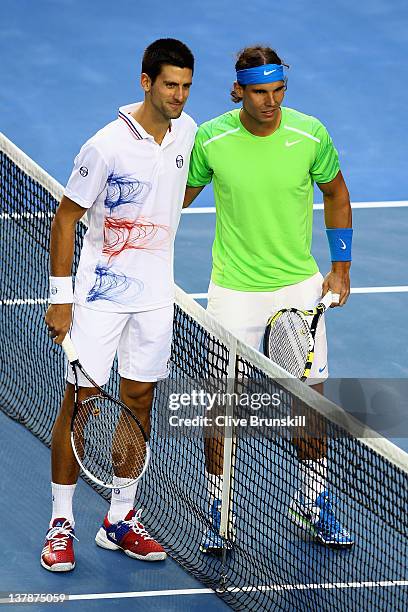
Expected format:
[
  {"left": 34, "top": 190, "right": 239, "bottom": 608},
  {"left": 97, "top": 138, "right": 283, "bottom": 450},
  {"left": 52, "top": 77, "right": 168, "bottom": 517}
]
[{"left": 1, "top": 137, "right": 407, "bottom": 611}]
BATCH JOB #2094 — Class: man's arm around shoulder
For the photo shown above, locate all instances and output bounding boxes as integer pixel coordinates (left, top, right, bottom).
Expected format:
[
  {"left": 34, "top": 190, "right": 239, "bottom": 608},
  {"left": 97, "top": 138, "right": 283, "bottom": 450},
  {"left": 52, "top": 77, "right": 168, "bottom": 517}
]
[{"left": 183, "top": 185, "right": 205, "bottom": 208}]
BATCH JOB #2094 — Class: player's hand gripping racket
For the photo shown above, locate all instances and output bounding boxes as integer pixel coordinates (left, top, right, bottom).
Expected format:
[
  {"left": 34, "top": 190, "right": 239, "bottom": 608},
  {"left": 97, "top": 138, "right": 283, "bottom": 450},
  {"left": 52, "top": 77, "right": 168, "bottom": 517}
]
[
  {"left": 263, "top": 291, "right": 340, "bottom": 381},
  {"left": 62, "top": 335, "right": 150, "bottom": 489}
]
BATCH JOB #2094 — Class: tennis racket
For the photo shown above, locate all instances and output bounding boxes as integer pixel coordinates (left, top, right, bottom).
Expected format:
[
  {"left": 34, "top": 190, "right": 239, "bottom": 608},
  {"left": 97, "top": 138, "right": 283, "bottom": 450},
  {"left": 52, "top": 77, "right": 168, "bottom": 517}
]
[
  {"left": 263, "top": 291, "right": 340, "bottom": 381},
  {"left": 62, "top": 335, "right": 150, "bottom": 489}
]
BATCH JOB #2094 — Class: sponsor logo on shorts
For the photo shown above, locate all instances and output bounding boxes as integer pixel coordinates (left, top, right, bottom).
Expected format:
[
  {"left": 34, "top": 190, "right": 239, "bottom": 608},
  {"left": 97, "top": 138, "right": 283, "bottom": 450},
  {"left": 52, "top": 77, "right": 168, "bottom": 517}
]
[
  {"left": 319, "top": 365, "right": 327, "bottom": 373},
  {"left": 176, "top": 155, "right": 184, "bottom": 168},
  {"left": 79, "top": 166, "right": 89, "bottom": 177}
]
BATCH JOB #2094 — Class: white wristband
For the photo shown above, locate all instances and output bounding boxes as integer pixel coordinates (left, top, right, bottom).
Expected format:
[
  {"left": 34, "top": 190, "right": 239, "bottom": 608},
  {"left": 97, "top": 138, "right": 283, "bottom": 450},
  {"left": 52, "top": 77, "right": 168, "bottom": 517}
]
[{"left": 49, "top": 276, "right": 74, "bottom": 304}]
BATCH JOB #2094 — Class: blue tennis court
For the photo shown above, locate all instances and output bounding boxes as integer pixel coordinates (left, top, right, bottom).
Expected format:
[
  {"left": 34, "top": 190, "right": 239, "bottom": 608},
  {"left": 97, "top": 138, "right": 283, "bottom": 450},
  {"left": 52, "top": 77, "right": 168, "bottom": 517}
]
[{"left": 1, "top": 1, "right": 407, "bottom": 610}]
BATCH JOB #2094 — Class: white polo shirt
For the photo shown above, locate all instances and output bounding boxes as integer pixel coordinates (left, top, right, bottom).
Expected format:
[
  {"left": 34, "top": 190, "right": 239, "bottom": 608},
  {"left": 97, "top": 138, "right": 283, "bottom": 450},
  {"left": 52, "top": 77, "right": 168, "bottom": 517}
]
[{"left": 64, "top": 102, "right": 197, "bottom": 312}]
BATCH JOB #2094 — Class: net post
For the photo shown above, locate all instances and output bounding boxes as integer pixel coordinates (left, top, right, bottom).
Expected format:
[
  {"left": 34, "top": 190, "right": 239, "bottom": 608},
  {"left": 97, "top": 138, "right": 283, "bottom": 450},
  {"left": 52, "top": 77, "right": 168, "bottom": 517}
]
[{"left": 219, "top": 336, "right": 237, "bottom": 540}]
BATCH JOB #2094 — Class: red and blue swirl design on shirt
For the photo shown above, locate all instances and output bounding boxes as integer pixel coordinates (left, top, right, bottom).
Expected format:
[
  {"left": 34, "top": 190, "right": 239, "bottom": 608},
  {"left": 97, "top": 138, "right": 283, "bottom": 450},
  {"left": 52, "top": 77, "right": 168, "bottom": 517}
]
[{"left": 86, "top": 173, "right": 170, "bottom": 304}]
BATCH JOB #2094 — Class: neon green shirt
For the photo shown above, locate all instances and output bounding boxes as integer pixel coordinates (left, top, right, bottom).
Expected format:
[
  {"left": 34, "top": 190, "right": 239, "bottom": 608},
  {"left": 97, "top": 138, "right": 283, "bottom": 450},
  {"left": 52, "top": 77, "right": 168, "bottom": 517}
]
[{"left": 187, "top": 107, "right": 340, "bottom": 291}]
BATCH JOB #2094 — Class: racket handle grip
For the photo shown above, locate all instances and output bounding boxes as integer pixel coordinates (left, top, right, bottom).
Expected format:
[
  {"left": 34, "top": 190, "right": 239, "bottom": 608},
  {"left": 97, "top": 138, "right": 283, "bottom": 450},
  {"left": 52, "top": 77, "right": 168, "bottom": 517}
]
[
  {"left": 320, "top": 291, "right": 340, "bottom": 309},
  {"left": 62, "top": 334, "right": 78, "bottom": 363}
]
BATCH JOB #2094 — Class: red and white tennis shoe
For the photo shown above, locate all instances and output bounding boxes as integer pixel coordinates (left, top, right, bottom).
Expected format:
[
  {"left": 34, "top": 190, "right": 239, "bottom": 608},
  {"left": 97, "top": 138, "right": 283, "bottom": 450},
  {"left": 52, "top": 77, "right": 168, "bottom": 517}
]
[
  {"left": 95, "top": 508, "right": 167, "bottom": 561},
  {"left": 40, "top": 518, "right": 77, "bottom": 572}
]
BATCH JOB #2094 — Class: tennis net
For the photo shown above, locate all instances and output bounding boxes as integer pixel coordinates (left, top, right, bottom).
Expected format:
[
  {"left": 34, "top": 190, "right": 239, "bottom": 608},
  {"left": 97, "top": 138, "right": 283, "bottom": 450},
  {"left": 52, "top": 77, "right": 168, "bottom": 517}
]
[{"left": 1, "top": 132, "right": 407, "bottom": 611}]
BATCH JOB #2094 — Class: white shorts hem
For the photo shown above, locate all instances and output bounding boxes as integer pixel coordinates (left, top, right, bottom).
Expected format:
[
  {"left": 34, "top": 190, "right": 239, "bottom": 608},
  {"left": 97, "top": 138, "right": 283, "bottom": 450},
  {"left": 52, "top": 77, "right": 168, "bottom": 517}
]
[
  {"left": 307, "top": 374, "right": 329, "bottom": 386},
  {"left": 66, "top": 367, "right": 107, "bottom": 388},
  {"left": 118, "top": 369, "right": 170, "bottom": 383}
]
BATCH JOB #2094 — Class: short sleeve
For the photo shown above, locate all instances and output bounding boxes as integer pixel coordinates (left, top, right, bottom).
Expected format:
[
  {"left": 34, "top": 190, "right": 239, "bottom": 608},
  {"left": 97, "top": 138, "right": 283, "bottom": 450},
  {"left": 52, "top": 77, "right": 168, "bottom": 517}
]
[
  {"left": 64, "top": 143, "right": 109, "bottom": 208},
  {"left": 310, "top": 123, "right": 340, "bottom": 184},
  {"left": 187, "top": 127, "right": 213, "bottom": 187}
]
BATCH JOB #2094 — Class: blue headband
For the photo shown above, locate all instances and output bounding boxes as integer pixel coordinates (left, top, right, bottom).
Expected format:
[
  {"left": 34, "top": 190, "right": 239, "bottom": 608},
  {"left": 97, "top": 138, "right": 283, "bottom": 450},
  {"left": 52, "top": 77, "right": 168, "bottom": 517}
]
[{"left": 236, "top": 63, "right": 285, "bottom": 85}]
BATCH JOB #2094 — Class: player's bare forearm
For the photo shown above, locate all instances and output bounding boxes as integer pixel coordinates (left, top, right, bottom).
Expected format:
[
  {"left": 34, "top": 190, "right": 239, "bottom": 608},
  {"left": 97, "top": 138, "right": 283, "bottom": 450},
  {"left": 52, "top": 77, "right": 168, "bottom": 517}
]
[
  {"left": 183, "top": 185, "right": 205, "bottom": 208},
  {"left": 318, "top": 171, "right": 352, "bottom": 307},
  {"left": 319, "top": 171, "right": 352, "bottom": 229},
  {"left": 45, "top": 196, "right": 87, "bottom": 343}
]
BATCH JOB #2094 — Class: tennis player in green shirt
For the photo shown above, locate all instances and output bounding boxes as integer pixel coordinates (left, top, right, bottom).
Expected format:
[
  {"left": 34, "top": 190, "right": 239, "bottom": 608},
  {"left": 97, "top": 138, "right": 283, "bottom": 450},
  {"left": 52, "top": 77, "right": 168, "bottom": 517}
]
[{"left": 184, "top": 45, "right": 353, "bottom": 551}]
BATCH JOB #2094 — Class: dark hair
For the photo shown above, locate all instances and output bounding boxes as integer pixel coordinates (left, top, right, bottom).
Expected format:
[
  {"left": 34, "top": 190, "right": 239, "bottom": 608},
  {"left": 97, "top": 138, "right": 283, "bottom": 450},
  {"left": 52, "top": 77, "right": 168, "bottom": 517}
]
[
  {"left": 142, "top": 38, "right": 194, "bottom": 83},
  {"left": 231, "top": 45, "right": 288, "bottom": 103}
]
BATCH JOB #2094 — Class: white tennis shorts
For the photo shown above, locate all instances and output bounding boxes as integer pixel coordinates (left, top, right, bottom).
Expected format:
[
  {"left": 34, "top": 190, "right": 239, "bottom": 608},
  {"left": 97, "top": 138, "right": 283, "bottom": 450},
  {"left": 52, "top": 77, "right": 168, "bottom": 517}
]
[
  {"left": 66, "top": 303, "right": 174, "bottom": 387},
  {"left": 207, "top": 272, "right": 329, "bottom": 385}
]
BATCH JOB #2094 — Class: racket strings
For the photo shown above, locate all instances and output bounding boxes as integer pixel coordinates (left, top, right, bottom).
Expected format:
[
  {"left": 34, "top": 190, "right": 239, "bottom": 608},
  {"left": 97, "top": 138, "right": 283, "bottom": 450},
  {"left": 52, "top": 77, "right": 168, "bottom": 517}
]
[
  {"left": 72, "top": 395, "right": 146, "bottom": 487},
  {"left": 267, "top": 312, "right": 311, "bottom": 378}
]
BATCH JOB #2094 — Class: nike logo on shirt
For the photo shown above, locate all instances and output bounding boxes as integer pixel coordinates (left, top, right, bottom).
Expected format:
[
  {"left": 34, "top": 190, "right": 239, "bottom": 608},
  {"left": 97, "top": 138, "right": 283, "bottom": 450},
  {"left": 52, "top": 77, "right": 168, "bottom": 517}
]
[{"left": 285, "top": 139, "right": 302, "bottom": 147}]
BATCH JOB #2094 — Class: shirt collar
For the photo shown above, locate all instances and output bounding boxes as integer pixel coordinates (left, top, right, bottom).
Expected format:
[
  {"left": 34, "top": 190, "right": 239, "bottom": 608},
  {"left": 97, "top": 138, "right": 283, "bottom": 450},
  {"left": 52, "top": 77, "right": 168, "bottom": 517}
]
[
  {"left": 118, "top": 102, "right": 175, "bottom": 145},
  {"left": 118, "top": 103, "right": 150, "bottom": 140}
]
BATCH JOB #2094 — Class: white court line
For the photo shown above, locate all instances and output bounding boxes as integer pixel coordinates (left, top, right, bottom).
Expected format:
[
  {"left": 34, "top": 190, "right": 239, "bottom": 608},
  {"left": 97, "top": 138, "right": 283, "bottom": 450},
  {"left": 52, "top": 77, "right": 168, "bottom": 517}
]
[
  {"left": 182, "top": 201, "right": 408, "bottom": 214},
  {"left": 1, "top": 286, "right": 408, "bottom": 306},
  {"left": 1, "top": 201, "right": 406, "bottom": 220},
  {"left": 188, "top": 293, "right": 210, "bottom": 300},
  {"left": 351, "top": 286, "right": 408, "bottom": 294},
  {"left": 0, "top": 211, "right": 54, "bottom": 220},
  {"left": 0, "top": 298, "right": 49, "bottom": 305},
  {"left": 67, "top": 588, "right": 213, "bottom": 601},
  {"left": 2, "top": 581, "right": 407, "bottom": 605},
  {"left": 183, "top": 206, "right": 216, "bottom": 214},
  {"left": 188, "top": 286, "right": 408, "bottom": 300},
  {"left": 229, "top": 580, "right": 408, "bottom": 593}
]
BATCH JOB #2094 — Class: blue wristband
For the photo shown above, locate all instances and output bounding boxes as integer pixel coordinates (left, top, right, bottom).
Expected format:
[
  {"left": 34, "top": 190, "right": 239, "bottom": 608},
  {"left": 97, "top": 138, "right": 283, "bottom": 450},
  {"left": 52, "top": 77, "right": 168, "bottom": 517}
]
[{"left": 326, "top": 228, "right": 353, "bottom": 261}]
